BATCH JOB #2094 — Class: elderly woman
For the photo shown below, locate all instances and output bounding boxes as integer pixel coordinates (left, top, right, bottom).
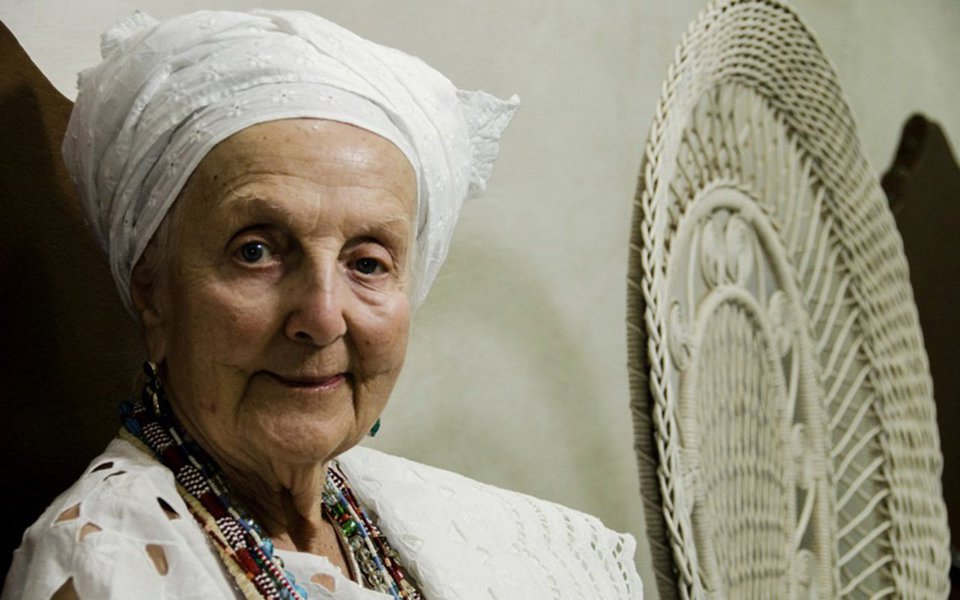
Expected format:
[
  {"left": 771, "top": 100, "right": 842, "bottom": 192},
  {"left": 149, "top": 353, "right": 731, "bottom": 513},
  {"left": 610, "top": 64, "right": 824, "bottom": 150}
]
[{"left": 3, "top": 10, "right": 642, "bottom": 600}]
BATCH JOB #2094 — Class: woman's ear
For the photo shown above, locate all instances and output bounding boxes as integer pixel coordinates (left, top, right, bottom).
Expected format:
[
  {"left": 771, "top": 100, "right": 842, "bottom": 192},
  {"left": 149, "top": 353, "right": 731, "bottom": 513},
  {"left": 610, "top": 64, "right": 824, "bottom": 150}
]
[{"left": 131, "top": 278, "right": 168, "bottom": 363}]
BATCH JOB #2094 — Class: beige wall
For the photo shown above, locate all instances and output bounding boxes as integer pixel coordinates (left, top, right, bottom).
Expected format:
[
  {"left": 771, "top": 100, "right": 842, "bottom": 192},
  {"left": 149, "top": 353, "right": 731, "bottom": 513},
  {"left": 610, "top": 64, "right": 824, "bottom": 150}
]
[{"left": 2, "top": 1, "right": 956, "bottom": 597}]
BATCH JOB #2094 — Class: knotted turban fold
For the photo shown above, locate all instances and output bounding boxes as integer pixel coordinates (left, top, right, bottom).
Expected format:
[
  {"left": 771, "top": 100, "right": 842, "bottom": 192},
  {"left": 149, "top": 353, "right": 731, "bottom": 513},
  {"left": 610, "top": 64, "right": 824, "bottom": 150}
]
[{"left": 63, "top": 9, "right": 519, "bottom": 313}]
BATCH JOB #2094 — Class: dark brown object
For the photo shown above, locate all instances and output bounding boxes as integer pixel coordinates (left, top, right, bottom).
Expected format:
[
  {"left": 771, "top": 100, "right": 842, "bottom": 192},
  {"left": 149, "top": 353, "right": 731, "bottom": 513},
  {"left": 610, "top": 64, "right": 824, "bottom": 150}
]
[
  {"left": 0, "top": 21, "right": 143, "bottom": 582},
  {"left": 882, "top": 113, "right": 960, "bottom": 593}
]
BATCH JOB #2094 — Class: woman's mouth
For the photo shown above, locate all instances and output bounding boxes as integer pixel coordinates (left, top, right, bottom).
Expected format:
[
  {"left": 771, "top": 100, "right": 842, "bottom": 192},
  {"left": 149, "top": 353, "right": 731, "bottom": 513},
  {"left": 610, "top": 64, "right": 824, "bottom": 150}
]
[{"left": 262, "top": 371, "right": 347, "bottom": 390}]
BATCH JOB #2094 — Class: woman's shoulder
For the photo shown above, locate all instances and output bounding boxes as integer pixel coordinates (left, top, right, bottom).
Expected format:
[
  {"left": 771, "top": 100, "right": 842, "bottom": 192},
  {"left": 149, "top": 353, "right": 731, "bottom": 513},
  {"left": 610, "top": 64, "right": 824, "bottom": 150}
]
[
  {"left": 338, "top": 446, "right": 644, "bottom": 600},
  {"left": 339, "top": 445, "right": 604, "bottom": 517},
  {"left": 17, "top": 436, "right": 191, "bottom": 542},
  {"left": 339, "top": 445, "right": 631, "bottom": 537},
  {"left": 2, "top": 437, "right": 234, "bottom": 600}
]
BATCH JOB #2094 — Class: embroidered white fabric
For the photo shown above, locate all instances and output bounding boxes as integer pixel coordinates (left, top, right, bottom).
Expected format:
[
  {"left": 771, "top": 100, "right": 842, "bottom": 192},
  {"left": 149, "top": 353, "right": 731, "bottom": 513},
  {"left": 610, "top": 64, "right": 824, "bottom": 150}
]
[{"left": 3, "top": 438, "right": 643, "bottom": 599}]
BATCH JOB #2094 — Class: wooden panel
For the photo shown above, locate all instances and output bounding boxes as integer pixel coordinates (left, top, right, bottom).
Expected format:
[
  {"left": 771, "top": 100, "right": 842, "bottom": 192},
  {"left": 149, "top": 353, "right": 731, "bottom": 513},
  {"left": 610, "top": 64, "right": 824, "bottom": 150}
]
[{"left": 0, "top": 21, "right": 143, "bottom": 581}]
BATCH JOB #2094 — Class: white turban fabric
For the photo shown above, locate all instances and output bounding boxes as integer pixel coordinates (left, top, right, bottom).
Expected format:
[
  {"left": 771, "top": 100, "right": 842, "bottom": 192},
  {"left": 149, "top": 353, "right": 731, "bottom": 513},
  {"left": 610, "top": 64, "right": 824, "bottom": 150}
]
[{"left": 63, "top": 9, "right": 519, "bottom": 313}]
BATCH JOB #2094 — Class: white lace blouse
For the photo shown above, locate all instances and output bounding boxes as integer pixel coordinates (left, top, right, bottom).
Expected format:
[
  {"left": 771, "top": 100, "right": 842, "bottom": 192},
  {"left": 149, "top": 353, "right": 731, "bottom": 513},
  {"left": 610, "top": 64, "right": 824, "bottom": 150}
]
[{"left": 2, "top": 438, "right": 643, "bottom": 599}]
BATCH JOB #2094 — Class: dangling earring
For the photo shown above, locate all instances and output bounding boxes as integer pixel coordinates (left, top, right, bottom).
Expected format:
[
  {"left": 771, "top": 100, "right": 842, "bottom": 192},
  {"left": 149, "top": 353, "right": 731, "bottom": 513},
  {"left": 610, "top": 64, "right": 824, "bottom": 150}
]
[
  {"left": 368, "top": 418, "right": 382, "bottom": 438},
  {"left": 143, "top": 361, "right": 164, "bottom": 417}
]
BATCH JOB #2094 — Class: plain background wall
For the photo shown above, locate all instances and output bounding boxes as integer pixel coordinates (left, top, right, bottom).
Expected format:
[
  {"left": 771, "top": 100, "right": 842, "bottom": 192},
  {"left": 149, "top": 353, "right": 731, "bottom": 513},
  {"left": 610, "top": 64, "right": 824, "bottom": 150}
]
[{"left": 1, "top": 1, "right": 956, "bottom": 597}]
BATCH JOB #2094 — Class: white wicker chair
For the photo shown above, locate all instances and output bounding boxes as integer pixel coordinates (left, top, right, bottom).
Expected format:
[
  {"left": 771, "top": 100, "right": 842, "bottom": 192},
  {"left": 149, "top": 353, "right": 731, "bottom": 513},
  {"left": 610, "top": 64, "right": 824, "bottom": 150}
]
[{"left": 626, "top": 1, "right": 950, "bottom": 598}]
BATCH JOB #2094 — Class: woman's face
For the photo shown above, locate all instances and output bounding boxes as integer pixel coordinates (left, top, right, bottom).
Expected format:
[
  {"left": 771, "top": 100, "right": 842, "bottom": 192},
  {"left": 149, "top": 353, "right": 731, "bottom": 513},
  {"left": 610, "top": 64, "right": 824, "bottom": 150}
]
[{"left": 135, "top": 119, "right": 416, "bottom": 473}]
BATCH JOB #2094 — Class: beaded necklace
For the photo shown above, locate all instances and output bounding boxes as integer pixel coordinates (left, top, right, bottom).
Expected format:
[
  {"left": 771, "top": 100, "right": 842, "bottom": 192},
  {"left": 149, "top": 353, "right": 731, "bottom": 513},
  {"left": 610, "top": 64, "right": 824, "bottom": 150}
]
[
  {"left": 323, "top": 465, "right": 422, "bottom": 598},
  {"left": 121, "top": 362, "right": 423, "bottom": 600}
]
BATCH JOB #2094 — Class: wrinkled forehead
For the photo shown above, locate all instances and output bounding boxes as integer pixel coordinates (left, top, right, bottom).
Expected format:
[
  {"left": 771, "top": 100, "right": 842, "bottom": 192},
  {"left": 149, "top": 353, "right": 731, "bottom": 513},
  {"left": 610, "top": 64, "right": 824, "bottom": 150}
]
[{"left": 190, "top": 118, "right": 417, "bottom": 212}]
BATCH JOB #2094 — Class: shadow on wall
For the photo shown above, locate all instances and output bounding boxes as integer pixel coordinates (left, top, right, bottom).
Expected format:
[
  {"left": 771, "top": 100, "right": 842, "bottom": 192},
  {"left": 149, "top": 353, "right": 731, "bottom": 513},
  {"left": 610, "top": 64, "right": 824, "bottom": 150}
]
[{"left": 881, "top": 113, "right": 960, "bottom": 592}]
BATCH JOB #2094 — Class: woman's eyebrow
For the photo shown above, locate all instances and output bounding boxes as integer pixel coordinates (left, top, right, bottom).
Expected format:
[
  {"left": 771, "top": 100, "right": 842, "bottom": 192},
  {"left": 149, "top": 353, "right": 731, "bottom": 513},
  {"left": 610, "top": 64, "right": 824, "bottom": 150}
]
[
  {"left": 215, "top": 192, "right": 289, "bottom": 216},
  {"left": 217, "top": 193, "right": 413, "bottom": 238},
  {"left": 361, "top": 215, "right": 412, "bottom": 234},
  {"left": 214, "top": 194, "right": 315, "bottom": 229}
]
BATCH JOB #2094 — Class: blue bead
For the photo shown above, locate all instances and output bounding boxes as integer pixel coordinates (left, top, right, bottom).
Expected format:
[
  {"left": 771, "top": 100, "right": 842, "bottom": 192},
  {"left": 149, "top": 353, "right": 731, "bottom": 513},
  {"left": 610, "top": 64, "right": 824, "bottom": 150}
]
[{"left": 123, "top": 418, "right": 141, "bottom": 436}]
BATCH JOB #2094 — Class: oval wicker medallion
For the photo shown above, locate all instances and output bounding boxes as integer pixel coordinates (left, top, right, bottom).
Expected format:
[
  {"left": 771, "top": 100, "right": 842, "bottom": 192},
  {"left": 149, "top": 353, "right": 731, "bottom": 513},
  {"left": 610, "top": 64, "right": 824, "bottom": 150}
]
[
  {"left": 669, "top": 185, "right": 835, "bottom": 599},
  {"left": 627, "top": 2, "right": 949, "bottom": 599}
]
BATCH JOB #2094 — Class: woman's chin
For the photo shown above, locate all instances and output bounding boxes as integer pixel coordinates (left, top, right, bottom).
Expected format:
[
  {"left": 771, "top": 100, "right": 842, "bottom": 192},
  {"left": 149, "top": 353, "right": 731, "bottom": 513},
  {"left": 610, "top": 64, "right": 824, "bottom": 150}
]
[{"left": 246, "top": 414, "right": 367, "bottom": 467}]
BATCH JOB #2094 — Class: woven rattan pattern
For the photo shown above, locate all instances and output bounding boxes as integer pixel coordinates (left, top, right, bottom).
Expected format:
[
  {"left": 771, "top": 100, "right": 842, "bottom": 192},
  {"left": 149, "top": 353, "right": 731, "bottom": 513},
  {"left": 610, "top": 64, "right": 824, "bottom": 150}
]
[{"left": 626, "top": 1, "right": 949, "bottom": 599}]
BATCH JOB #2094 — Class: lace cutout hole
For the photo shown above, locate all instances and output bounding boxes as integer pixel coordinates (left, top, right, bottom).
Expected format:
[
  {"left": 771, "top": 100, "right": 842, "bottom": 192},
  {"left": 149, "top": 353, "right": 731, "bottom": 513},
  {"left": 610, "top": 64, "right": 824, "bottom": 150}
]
[
  {"left": 78, "top": 522, "right": 102, "bottom": 542},
  {"left": 157, "top": 497, "right": 180, "bottom": 520},
  {"left": 55, "top": 503, "right": 81, "bottom": 523},
  {"left": 91, "top": 462, "right": 113, "bottom": 473},
  {"left": 311, "top": 573, "right": 336, "bottom": 591},
  {"left": 145, "top": 544, "right": 169, "bottom": 575},
  {"left": 103, "top": 470, "right": 127, "bottom": 481},
  {"left": 50, "top": 576, "right": 79, "bottom": 600}
]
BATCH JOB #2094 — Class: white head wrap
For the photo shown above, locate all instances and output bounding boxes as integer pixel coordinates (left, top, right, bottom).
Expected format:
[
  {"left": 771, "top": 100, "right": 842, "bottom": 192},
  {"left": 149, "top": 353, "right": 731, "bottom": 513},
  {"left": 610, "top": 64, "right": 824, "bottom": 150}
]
[{"left": 63, "top": 9, "right": 519, "bottom": 314}]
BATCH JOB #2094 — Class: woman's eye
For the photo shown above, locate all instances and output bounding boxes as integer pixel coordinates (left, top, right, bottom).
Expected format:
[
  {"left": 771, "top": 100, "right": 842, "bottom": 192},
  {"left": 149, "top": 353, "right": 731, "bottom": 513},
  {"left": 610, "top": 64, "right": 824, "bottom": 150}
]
[
  {"left": 354, "top": 257, "right": 382, "bottom": 275},
  {"left": 238, "top": 241, "right": 273, "bottom": 264}
]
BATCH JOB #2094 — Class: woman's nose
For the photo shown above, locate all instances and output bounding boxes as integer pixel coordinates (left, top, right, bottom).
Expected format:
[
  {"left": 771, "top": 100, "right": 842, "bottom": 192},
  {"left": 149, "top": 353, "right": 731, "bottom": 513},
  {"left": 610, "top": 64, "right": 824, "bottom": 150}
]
[{"left": 283, "top": 264, "right": 347, "bottom": 347}]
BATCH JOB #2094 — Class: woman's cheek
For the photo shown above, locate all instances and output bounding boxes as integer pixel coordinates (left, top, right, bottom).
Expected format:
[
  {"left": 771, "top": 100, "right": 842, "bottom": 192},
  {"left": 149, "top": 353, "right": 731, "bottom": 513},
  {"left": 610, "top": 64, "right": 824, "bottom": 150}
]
[
  {"left": 192, "top": 283, "right": 278, "bottom": 359},
  {"left": 370, "top": 298, "right": 411, "bottom": 366}
]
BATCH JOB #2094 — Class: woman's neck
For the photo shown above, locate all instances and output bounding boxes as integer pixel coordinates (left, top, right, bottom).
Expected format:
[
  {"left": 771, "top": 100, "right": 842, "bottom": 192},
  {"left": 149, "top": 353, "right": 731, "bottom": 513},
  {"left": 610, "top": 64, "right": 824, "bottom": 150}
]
[
  {"left": 222, "top": 460, "right": 327, "bottom": 548},
  {"left": 217, "top": 449, "right": 356, "bottom": 583},
  {"left": 167, "top": 399, "right": 355, "bottom": 579}
]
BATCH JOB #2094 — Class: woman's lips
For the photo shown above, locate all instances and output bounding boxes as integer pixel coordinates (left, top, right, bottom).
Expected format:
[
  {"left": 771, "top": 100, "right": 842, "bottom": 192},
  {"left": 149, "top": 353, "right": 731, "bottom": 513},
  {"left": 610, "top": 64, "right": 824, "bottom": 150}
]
[{"left": 262, "top": 371, "right": 347, "bottom": 390}]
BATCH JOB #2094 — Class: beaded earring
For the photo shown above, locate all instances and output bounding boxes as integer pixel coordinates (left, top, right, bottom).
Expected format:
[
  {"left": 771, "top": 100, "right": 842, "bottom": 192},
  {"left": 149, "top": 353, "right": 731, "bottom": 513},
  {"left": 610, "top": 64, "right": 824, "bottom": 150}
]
[
  {"left": 368, "top": 418, "right": 382, "bottom": 438},
  {"left": 143, "top": 360, "right": 164, "bottom": 417}
]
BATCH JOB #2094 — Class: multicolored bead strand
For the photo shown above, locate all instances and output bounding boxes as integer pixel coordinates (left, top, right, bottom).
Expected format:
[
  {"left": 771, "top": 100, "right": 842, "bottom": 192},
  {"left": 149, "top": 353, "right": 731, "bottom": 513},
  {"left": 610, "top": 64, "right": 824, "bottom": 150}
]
[
  {"left": 121, "top": 362, "right": 422, "bottom": 599},
  {"left": 322, "top": 466, "right": 422, "bottom": 599},
  {"left": 123, "top": 363, "right": 306, "bottom": 600}
]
